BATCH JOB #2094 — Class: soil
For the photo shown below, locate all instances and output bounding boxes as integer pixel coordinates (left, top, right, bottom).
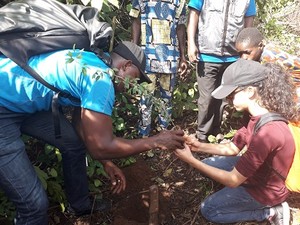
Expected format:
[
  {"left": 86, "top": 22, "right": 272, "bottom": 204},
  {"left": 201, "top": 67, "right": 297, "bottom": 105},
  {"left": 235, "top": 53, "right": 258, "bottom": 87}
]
[
  {"left": 49, "top": 153, "right": 300, "bottom": 225},
  {"left": 47, "top": 109, "right": 300, "bottom": 225}
]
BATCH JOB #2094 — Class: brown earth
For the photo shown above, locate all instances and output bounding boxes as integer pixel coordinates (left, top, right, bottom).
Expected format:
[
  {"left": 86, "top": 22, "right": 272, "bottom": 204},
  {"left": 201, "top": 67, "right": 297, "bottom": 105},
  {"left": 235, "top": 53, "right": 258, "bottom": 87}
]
[
  {"left": 46, "top": 108, "right": 300, "bottom": 225},
  {"left": 49, "top": 152, "right": 300, "bottom": 225}
]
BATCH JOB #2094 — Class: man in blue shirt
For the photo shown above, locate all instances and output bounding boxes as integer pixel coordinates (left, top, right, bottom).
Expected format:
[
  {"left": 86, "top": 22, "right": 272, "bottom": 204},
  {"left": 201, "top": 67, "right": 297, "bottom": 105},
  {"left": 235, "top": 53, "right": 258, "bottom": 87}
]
[
  {"left": 187, "top": 0, "right": 256, "bottom": 142},
  {"left": 0, "top": 41, "right": 185, "bottom": 225}
]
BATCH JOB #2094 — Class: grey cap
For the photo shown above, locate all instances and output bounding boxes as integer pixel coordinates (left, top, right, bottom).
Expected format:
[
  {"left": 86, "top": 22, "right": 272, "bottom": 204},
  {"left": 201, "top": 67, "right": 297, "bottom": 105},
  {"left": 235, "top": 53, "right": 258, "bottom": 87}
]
[
  {"left": 113, "top": 41, "right": 151, "bottom": 83},
  {"left": 212, "top": 59, "right": 269, "bottom": 99}
]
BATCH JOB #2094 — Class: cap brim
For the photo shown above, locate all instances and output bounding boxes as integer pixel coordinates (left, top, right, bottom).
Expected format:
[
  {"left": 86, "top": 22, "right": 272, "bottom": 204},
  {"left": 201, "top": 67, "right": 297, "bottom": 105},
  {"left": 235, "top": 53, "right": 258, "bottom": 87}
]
[
  {"left": 211, "top": 85, "right": 238, "bottom": 99},
  {"left": 139, "top": 70, "right": 152, "bottom": 84}
]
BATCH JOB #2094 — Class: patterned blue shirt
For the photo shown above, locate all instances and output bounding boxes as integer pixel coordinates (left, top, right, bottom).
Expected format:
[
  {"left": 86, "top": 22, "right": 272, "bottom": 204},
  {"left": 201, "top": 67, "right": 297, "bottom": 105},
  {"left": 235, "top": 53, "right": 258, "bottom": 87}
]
[
  {"left": 130, "top": 0, "right": 187, "bottom": 74},
  {"left": 0, "top": 50, "right": 115, "bottom": 115}
]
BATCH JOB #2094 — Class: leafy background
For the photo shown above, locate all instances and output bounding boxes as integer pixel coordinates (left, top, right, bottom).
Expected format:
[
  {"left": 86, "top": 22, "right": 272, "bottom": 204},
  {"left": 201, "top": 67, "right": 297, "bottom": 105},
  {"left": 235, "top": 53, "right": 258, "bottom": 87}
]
[{"left": 0, "top": 0, "right": 299, "bottom": 224}]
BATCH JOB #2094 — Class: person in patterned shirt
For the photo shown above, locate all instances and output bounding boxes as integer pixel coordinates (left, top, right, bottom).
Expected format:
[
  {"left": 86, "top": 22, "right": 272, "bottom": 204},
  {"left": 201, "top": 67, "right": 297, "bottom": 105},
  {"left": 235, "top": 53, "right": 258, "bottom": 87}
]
[
  {"left": 130, "top": 0, "right": 188, "bottom": 137},
  {"left": 235, "top": 27, "right": 300, "bottom": 102}
]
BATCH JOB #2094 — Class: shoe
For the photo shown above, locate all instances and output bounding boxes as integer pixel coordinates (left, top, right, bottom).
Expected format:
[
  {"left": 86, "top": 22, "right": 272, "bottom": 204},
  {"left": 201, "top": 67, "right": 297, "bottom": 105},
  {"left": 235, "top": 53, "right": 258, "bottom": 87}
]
[
  {"left": 196, "top": 131, "right": 208, "bottom": 143},
  {"left": 65, "top": 198, "right": 112, "bottom": 217},
  {"left": 269, "top": 202, "right": 290, "bottom": 225}
]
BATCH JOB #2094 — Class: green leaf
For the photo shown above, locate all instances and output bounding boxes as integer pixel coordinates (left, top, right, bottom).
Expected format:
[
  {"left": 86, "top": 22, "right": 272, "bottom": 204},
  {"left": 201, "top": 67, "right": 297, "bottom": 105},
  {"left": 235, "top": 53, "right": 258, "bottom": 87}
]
[
  {"left": 66, "top": 58, "right": 74, "bottom": 64},
  {"left": 44, "top": 144, "right": 54, "bottom": 154},
  {"left": 87, "top": 166, "right": 95, "bottom": 177},
  {"left": 34, "top": 166, "right": 48, "bottom": 189},
  {"left": 55, "top": 149, "right": 62, "bottom": 162},
  {"left": 94, "top": 179, "right": 102, "bottom": 187},
  {"left": 67, "top": 51, "right": 73, "bottom": 57},
  {"left": 49, "top": 168, "right": 58, "bottom": 178},
  {"left": 188, "top": 88, "right": 195, "bottom": 98},
  {"left": 207, "top": 135, "right": 217, "bottom": 143},
  {"left": 96, "top": 167, "right": 105, "bottom": 176},
  {"left": 82, "top": 67, "right": 87, "bottom": 76}
]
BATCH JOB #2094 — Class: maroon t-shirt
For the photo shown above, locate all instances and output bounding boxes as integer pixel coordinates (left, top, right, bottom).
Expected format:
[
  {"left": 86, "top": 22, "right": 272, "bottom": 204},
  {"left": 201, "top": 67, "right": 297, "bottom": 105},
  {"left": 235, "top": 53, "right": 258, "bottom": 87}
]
[{"left": 233, "top": 115, "right": 295, "bottom": 206}]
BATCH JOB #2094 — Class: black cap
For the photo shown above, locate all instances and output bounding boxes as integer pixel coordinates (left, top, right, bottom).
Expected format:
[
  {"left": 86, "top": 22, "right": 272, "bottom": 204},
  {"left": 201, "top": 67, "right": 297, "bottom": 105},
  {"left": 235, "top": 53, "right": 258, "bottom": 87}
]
[
  {"left": 113, "top": 41, "right": 151, "bottom": 83},
  {"left": 212, "top": 59, "right": 269, "bottom": 99}
]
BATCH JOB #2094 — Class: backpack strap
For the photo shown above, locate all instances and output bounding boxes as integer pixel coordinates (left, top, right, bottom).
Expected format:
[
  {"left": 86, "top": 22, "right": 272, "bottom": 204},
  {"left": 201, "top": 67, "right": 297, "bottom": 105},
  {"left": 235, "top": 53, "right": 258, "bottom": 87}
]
[
  {"left": 254, "top": 112, "right": 289, "bottom": 181},
  {"left": 91, "top": 47, "right": 112, "bottom": 67},
  {"left": 21, "top": 64, "right": 80, "bottom": 103},
  {"left": 21, "top": 64, "right": 80, "bottom": 139},
  {"left": 254, "top": 112, "right": 288, "bottom": 134},
  {"left": 52, "top": 92, "right": 62, "bottom": 139}
]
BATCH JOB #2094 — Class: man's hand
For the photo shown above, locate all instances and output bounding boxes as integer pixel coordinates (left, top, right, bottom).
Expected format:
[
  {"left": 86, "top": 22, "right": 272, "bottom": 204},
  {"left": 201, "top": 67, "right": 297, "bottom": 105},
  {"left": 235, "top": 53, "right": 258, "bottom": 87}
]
[
  {"left": 178, "top": 58, "right": 188, "bottom": 75},
  {"left": 187, "top": 42, "right": 199, "bottom": 63},
  {"left": 102, "top": 160, "right": 126, "bottom": 194},
  {"left": 153, "top": 130, "right": 185, "bottom": 150},
  {"left": 178, "top": 58, "right": 190, "bottom": 81}
]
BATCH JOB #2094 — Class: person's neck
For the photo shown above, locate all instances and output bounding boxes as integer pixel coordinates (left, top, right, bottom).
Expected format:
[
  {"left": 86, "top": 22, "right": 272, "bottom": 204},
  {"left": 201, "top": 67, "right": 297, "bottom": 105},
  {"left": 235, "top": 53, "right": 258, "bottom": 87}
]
[{"left": 248, "top": 102, "right": 269, "bottom": 117}]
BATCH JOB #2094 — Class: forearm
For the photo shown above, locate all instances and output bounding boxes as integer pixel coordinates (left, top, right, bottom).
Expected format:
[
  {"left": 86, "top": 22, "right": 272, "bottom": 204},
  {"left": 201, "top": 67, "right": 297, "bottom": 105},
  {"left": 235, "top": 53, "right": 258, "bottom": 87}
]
[
  {"left": 244, "top": 16, "right": 254, "bottom": 27},
  {"left": 87, "top": 136, "right": 165, "bottom": 160},
  {"left": 187, "top": 9, "right": 199, "bottom": 46},
  {"left": 191, "top": 141, "right": 240, "bottom": 156},
  {"left": 131, "top": 17, "right": 141, "bottom": 44},
  {"left": 176, "top": 24, "right": 187, "bottom": 59},
  {"left": 188, "top": 157, "right": 244, "bottom": 187},
  {"left": 81, "top": 109, "right": 184, "bottom": 160}
]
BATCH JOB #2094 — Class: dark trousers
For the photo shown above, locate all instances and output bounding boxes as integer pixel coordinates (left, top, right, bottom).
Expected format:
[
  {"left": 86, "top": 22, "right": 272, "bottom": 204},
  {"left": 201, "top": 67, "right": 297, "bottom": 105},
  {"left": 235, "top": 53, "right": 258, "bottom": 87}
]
[
  {"left": 196, "top": 61, "right": 232, "bottom": 141},
  {"left": 0, "top": 107, "right": 90, "bottom": 225}
]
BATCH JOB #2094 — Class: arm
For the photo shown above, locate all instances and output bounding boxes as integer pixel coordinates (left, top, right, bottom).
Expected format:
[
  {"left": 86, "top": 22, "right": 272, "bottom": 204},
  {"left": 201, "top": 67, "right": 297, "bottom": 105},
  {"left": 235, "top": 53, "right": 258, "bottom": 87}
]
[
  {"left": 80, "top": 108, "right": 185, "bottom": 159},
  {"left": 131, "top": 16, "right": 141, "bottom": 45},
  {"left": 72, "top": 107, "right": 126, "bottom": 193},
  {"left": 184, "top": 135, "right": 240, "bottom": 156},
  {"left": 244, "top": 0, "right": 256, "bottom": 28},
  {"left": 244, "top": 16, "right": 255, "bottom": 27},
  {"left": 187, "top": 8, "right": 200, "bottom": 63},
  {"left": 176, "top": 23, "right": 188, "bottom": 77},
  {"left": 175, "top": 144, "right": 247, "bottom": 187}
]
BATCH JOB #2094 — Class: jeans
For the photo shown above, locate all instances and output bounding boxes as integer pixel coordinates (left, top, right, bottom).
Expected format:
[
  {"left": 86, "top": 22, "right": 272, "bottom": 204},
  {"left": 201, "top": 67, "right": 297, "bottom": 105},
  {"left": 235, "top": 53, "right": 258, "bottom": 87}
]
[
  {"left": 200, "top": 156, "right": 271, "bottom": 223},
  {"left": 196, "top": 62, "right": 232, "bottom": 141},
  {"left": 0, "top": 107, "right": 90, "bottom": 225}
]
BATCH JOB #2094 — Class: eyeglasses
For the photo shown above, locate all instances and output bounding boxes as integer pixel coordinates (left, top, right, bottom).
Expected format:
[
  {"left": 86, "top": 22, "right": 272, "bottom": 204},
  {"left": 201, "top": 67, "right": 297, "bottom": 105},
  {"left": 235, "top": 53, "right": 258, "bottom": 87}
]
[{"left": 227, "top": 87, "right": 246, "bottom": 100}]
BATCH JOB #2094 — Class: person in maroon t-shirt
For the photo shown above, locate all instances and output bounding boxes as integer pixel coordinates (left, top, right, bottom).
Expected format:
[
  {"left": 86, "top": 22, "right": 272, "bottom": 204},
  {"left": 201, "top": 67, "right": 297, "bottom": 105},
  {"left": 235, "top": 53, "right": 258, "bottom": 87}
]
[{"left": 175, "top": 59, "right": 299, "bottom": 225}]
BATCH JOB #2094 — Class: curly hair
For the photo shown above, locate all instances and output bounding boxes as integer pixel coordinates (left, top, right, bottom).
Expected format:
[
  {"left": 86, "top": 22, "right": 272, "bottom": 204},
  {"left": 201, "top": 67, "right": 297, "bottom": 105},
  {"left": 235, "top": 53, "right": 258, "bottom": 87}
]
[
  {"left": 254, "top": 63, "right": 299, "bottom": 122},
  {"left": 236, "top": 27, "right": 264, "bottom": 48}
]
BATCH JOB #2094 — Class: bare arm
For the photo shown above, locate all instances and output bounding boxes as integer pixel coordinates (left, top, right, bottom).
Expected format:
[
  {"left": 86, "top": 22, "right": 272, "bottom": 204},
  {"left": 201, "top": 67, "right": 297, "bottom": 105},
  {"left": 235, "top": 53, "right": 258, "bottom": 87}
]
[
  {"left": 244, "top": 16, "right": 255, "bottom": 28},
  {"left": 175, "top": 145, "right": 247, "bottom": 187},
  {"left": 72, "top": 107, "right": 126, "bottom": 193},
  {"left": 177, "top": 24, "right": 187, "bottom": 60},
  {"left": 80, "top": 108, "right": 185, "bottom": 160},
  {"left": 131, "top": 16, "right": 141, "bottom": 44},
  {"left": 176, "top": 24, "right": 188, "bottom": 77},
  {"left": 187, "top": 8, "right": 200, "bottom": 63},
  {"left": 184, "top": 135, "right": 240, "bottom": 156}
]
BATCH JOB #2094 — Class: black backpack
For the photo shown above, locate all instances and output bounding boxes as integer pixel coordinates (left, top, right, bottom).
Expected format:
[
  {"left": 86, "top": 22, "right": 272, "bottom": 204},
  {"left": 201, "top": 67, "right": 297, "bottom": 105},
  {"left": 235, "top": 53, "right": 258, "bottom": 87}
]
[{"left": 0, "top": 0, "right": 113, "bottom": 138}]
